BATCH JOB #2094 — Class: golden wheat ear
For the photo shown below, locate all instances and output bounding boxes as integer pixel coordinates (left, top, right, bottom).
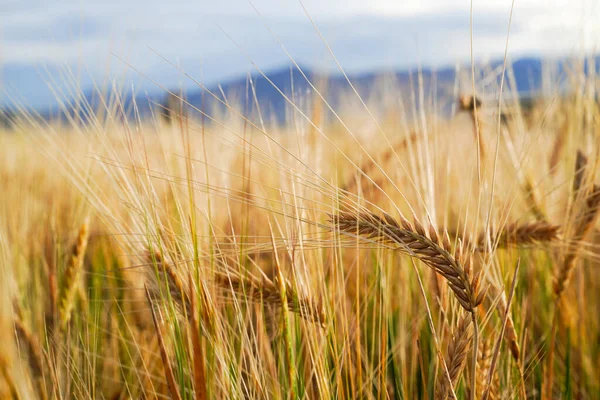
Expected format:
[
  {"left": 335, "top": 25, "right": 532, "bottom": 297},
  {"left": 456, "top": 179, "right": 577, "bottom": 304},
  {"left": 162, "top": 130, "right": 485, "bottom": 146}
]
[
  {"left": 58, "top": 219, "right": 89, "bottom": 331},
  {"left": 13, "top": 318, "right": 44, "bottom": 379},
  {"left": 142, "top": 249, "right": 326, "bottom": 327},
  {"left": 213, "top": 270, "right": 326, "bottom": 327},
  {"left": 142, "top": 250, "right": 192, "bottom": 319},
  {"left": 331, "top": 211, "right": 487, "bottom": 312},
  {"left": 478, "top": 221, "right": 560, "bottom": 250},
  {"left": 553, "top": 149, "right": 600, "bottom": 299},
  {"left": 436, "top": 314, "right": 473, "bottom": 399}
]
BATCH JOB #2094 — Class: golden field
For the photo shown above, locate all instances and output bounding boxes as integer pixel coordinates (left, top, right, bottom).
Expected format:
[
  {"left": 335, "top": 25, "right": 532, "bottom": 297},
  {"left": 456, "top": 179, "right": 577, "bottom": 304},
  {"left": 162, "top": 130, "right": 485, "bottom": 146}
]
[{"left": 1, "top": 65, "right": 599, "bottom": 399}]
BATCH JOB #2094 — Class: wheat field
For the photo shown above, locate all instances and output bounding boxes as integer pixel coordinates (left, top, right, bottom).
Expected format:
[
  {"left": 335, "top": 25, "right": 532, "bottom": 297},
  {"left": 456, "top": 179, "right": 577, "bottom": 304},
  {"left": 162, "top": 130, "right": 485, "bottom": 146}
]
[{"left": 1, "top": 61, "right": 599, "bottom": 399}]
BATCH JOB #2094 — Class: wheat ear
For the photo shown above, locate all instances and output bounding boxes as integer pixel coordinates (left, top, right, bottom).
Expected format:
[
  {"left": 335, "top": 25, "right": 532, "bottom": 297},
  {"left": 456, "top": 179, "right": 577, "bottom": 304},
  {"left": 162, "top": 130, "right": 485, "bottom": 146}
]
[
  {"left": 436, "top": 314, "right": 473, "bottom": 399},
  {"left": 342, "top": 131, "right": 419, "bottom": 194},
  {"left": 144, "top": 251, "right": 325, "bottom": 326},
  {"left": 332, "top": 210, "right": 486, "bottom": 397},
  {"left": 573, "top": 150, "right": 588, "bottom": 194},
  {"left": 332, "top": 211, "right": 486, "bottom": 312},
  {"left": 479, "top": 221, "right": 559, "bottom": 250},
  {"left": 522, "top": 176, "right": 547, "bottom": 221},
  {"left": 486, "top": 283, "right": 520, "bottom": 362},
  {"left": 144, "top": 250, "right": 192, "bottom": 318},
  {"left": 553, "top": 185, "right": 600, "bottom": 298},
  {"left": 13, "top": 318, "right": 44, "bottom": 378},
  {"left": 214, "top": 271, "right": 325, "bottom": 326},
  {"left": 58, "top": 219, "right": 89, "bottom": 330},
  {"left": 473, "top": 338, "right": 499, "bottom": 400}
]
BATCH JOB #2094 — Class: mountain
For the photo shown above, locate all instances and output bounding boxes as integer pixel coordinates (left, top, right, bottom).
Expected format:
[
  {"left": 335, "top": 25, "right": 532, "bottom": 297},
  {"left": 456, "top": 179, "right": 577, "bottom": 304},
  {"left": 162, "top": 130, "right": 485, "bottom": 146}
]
[
  {"left": 0, "top": 56, "right": 590, "bottom": 127},
  {"left": 135, "top": 57, "right": 556, "bottom": 123}
]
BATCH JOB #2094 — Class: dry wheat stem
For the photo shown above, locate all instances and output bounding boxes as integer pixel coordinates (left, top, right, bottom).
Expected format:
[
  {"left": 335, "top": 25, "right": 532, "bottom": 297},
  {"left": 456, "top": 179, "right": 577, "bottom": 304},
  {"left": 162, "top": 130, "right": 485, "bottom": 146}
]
[{"left": 188, "top": 274, "right": 207, "bottom": 400}]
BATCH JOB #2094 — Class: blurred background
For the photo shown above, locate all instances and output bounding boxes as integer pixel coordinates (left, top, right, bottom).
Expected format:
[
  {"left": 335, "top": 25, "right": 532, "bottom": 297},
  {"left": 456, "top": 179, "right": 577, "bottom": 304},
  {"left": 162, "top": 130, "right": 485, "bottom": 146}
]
[{"left": 1, "top": 0, "right": 599, "bottom": 109}]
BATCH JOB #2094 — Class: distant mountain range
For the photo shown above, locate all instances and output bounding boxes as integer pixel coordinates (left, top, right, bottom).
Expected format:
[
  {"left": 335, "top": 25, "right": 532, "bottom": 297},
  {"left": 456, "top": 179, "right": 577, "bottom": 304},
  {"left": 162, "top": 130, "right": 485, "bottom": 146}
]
[
  {"left": 141, "top": 57, "right": 547, "bottom": 121},
  {"left": 1, "top": 56, "right": 595, "bottom": 127}
]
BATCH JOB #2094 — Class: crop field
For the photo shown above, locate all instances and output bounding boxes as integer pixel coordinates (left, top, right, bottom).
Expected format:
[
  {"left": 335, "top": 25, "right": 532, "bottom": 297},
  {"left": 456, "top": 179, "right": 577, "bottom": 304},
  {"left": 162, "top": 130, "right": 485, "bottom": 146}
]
[{"left": 1, "top": 62, "right": 599, "bottom": 399}]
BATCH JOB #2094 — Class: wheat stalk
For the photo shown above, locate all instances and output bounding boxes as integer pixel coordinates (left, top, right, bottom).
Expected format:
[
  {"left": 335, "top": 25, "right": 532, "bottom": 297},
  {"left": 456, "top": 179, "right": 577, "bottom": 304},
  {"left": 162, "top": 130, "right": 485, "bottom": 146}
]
[
  {"left": 144, "top": 285, "right": 183, "bottom": 400},
  {"left": 481, "top": 260, "right": 520, "bottom": 400}
]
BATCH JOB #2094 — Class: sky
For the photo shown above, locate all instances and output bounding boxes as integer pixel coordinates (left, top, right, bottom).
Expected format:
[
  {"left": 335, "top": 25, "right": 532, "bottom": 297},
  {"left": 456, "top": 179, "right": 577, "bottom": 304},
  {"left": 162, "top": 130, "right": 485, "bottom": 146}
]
[{"left": 1, "top": 0, "right": 599, "bottom": 108}]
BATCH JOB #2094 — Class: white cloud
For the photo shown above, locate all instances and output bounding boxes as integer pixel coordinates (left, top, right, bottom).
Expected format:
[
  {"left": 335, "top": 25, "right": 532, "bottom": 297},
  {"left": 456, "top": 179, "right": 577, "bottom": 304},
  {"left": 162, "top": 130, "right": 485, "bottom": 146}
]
[{"left": 1, "top": 0, "right": 600, "bottom": 107}]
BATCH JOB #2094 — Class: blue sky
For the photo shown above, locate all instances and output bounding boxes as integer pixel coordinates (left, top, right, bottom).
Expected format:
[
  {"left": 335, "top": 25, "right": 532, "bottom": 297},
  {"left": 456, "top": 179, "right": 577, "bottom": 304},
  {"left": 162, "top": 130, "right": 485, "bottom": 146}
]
[{"left": 1, "top": 0, "right": 598, "bottom": 108}]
